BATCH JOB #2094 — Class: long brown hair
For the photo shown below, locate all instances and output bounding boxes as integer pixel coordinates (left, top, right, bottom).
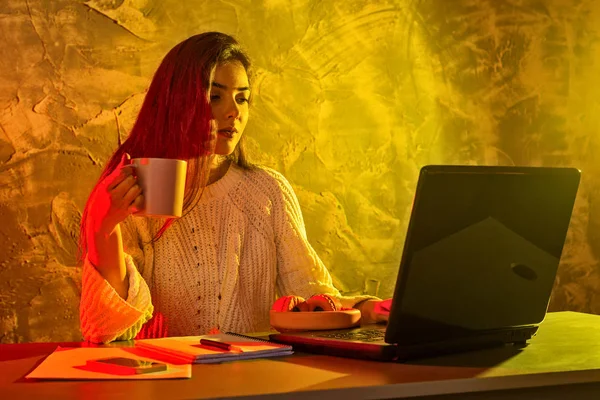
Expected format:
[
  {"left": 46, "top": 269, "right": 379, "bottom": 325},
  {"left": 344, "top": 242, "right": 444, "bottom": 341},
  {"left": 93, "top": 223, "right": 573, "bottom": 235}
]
[{"left": 79, "top": 32, "right": 253, "bottom": 259}]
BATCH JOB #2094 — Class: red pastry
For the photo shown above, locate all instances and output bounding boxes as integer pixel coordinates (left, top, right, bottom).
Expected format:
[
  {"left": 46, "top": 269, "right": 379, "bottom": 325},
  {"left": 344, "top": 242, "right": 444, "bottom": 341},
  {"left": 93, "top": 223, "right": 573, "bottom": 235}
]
[
  {"left": 271, "top": 295, "right": 309, "bottom": 312},
  {"left": 305, "top": 294, "right": 341, "bottom": 312}
]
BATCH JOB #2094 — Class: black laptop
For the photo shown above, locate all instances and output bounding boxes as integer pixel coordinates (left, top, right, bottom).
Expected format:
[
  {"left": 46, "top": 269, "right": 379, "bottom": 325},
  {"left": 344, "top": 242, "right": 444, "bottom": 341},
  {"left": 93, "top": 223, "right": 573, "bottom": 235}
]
[{"left": 270, "top": 165, "right": 581, "bottom": 361}]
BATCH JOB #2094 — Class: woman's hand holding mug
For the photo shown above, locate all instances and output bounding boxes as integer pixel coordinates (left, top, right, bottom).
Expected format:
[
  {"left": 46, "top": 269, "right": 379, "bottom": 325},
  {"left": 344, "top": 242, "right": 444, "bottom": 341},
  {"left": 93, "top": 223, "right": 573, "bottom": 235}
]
[{"left": 88, "top": 153, "right": 144, "bottom": 237}]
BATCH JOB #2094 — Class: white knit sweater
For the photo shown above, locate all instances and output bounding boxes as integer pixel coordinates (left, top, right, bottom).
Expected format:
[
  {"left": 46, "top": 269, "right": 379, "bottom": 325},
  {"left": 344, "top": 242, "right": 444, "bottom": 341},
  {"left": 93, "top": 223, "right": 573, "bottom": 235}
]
[{"left": 80, "top": 164, "right": 373, "bottom": 343}]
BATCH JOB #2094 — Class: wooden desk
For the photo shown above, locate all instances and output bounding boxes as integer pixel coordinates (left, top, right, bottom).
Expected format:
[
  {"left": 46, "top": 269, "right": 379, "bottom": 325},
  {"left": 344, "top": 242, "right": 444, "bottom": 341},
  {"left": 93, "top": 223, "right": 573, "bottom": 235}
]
[{"left": 2, "top": 311, "right": 600, "bottom": 399}]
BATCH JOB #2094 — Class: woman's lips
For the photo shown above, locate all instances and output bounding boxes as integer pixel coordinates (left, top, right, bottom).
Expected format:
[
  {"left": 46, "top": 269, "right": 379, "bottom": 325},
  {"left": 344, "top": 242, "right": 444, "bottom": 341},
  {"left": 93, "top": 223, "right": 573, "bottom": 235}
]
[{"left": 218, "top": 128, "right": 236, "bottom": 139}]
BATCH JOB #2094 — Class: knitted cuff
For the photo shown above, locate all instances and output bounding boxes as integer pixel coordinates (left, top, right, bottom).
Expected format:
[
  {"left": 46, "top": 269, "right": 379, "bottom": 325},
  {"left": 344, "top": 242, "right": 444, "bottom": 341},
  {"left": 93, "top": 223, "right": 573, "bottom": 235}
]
[{"left": 80, "top": 256, "right": 153, "bottom": 343}]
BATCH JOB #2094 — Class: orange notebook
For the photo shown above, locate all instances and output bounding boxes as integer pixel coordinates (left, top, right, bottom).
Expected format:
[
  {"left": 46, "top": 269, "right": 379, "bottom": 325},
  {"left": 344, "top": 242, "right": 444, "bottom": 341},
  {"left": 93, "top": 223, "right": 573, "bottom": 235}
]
[{"left": 135, "top": 333, "right": 293, "bottom": 364}]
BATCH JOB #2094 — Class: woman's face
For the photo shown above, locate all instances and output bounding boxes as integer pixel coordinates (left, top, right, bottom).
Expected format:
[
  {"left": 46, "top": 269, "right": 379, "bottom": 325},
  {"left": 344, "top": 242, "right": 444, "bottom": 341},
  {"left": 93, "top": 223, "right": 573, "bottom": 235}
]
[{"left": 209, "top": 61, "right": 250, "bottom": 156}]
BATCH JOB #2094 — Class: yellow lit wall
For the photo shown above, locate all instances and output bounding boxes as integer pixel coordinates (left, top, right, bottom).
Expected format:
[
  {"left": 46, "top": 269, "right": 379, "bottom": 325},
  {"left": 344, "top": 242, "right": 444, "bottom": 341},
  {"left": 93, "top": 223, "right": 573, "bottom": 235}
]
[{"left": 1, "top": 0, "right": 600, "bottom": 342}]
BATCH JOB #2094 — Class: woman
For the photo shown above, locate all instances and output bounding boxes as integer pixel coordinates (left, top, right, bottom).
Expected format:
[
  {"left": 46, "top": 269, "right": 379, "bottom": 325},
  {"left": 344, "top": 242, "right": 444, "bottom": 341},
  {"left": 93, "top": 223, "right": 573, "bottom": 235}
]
[{"left": 79, "top": 32, "right": 388, "bottom": 343}]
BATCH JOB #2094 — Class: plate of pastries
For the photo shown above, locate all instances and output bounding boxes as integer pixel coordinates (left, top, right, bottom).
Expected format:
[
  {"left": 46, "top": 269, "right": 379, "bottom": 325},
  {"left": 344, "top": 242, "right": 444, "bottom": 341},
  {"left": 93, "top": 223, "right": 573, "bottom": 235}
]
[{"left": 270, "top": 294, "right": 361, "bottom": 332}]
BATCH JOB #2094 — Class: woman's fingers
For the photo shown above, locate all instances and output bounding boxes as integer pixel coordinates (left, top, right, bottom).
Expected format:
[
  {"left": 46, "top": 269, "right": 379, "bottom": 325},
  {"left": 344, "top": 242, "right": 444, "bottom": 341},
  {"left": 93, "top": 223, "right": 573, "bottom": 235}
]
[
  {"left": 129, "top": 194, "right": 144, "bottom": 213},
  {"left": 122, "top": 181, "right": 143, "bottom": 206},
  {"left": 107, "top": 153, "right": 133, "bottom": 191},
  {"left": 87, "top": 153, "right": 141, "bottom": 233},
  {"left": 373, "top": 300, "right": 390, "bottom": 323},
  {"left": 111, "top": 174, "right": 137, "bottom": 200}
]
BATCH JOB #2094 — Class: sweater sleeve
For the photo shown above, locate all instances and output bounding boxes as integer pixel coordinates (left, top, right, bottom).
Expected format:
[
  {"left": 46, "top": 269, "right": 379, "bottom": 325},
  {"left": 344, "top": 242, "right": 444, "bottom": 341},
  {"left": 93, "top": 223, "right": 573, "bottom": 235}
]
[
  {"left": 80, "top": 255, "right": 153, "bottom": 343},
  {"left": 267, "top": 169, "right": 377, "bottom": 308},
  {"left": 79, "top": 219, "right": 154, "bottom": 343}
]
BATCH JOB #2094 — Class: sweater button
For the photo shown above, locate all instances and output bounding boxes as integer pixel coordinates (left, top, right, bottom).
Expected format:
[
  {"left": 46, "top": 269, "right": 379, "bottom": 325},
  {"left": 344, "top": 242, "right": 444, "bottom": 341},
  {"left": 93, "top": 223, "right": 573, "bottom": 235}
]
[{"left": 218, "top": 294, "right": 222, "bottom": 300}]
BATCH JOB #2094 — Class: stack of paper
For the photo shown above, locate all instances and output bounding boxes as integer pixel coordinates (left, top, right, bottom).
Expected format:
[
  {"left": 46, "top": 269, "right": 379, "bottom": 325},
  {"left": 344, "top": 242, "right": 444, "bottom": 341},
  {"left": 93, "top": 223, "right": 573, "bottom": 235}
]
[{"left": 136, "top": 333, "right": 293, "bottom": 364}]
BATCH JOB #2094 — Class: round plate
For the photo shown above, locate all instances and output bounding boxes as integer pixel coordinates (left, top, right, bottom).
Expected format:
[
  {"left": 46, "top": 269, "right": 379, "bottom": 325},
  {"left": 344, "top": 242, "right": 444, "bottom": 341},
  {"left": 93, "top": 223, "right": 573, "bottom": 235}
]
[{"left": 270, "top": 309, "right": 361, "bottom": 332}]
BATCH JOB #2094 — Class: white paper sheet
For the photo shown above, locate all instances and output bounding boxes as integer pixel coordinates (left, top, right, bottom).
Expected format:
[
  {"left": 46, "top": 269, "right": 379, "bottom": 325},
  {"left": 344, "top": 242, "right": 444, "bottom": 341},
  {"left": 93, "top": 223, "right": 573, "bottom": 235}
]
[{"left": 26, "top": 346, "right": 191, "bottom": 380}]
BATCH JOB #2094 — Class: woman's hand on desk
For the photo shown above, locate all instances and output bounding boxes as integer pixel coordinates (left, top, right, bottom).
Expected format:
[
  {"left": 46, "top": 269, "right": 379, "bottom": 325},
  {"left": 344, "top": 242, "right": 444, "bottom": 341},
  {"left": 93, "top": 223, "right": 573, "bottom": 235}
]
[{"left": 356, "top": 299, "right": 392, "bottom": 324}]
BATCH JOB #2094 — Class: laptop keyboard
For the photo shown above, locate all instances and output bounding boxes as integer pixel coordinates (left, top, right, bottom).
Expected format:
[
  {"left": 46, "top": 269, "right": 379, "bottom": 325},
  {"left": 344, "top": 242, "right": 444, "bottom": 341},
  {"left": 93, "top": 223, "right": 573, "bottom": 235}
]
[{"left": 316, "top": 329, "right": 386, "bottom": 342}]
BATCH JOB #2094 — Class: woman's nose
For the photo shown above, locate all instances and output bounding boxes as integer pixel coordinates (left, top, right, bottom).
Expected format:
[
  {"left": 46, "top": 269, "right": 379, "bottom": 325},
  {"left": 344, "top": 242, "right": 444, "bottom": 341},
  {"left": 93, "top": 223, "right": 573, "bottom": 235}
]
[{"left": 226, "top": 99, "right": 240, "bottom": 119}]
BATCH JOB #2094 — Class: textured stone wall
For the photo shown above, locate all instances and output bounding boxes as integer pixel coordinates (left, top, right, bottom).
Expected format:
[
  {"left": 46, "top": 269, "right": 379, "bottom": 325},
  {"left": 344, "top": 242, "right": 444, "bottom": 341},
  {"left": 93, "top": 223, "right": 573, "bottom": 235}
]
[{"left": 1, "top": 0, "right": 600, "bottom": 342}]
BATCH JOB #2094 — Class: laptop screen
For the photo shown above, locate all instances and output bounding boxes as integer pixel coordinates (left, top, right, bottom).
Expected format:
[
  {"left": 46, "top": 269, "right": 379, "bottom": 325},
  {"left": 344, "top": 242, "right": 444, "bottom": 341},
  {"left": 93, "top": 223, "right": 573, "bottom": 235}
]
[{"left": 385, "top": 166, "right": 580, "bottom": 346}]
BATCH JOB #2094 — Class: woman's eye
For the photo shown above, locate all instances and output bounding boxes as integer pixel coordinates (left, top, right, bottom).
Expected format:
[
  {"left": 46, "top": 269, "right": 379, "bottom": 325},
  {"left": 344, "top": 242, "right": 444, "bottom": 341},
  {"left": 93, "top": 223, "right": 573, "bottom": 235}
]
[
  {"left": 236, "top": 97, "right": 248, "bottom": 104},
  {"left": 210, "top": 95, "right": 220, "bottom": 101}
]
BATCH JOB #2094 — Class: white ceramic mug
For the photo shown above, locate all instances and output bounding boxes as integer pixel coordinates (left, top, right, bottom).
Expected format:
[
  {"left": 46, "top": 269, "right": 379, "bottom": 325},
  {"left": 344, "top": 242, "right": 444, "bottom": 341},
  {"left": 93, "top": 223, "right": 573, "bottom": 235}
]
[{"left": 131, "top": 158, "right": 187, "bottom": 218}]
